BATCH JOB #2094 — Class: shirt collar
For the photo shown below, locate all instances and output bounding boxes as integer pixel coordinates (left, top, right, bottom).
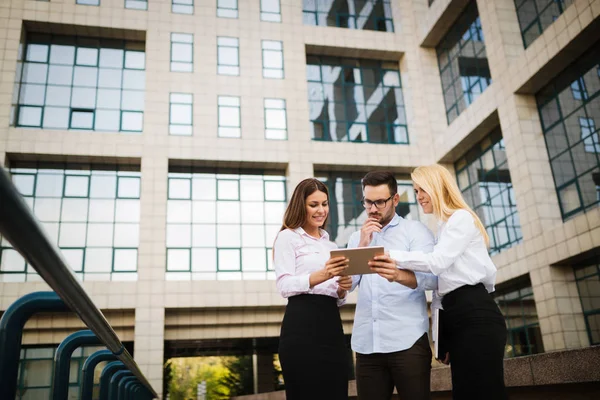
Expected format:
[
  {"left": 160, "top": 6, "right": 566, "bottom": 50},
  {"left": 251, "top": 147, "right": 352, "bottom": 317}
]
[
  {"left": 382, "top": 213, "right": 402, "bottom": 232},
  {"left": 295, "top": 226, "right": 329, "bottom": 240}
]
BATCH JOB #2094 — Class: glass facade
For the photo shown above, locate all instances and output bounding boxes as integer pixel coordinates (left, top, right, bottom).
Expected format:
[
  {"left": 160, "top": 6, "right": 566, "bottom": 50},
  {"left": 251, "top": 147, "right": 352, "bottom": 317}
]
[
  {"left": 306, "top": 56, "right": 408, "bottom": 144},
  {"left": 302, "top": 0, "right": 394, "bottom": 32},
  {"left": 217, "top": 37, "right": 240, "bottom": 76},
  {"left": 261, "top": 0, "right": 281, "bottom": 22},
  {"left": 262, "top": 40, "right": 284, "bottom": 79},
  {"left": 170, "top": 33, "right": 193, "bottom": 72},
  {"left": 169, "top": 93, "right": 193, "bottom": 136},
  {"left": 574, "top": 257, "right": 600, "bottom": 345},
  {"left": 317, "top": 172, "right": 421, "bottom": 247},
  {"left": 0, "top": 162, "right": 141, "bottom": 282},
  {"left": 13, "top": 33, "right": 145, "bottom": 132},
  {"left": 165, "top": 168, "right": 286, "bottom": 280},
  {"left": 172, "top": 0, "right": 194, "bottom": 14},
  {"left": 217, "top": 0, "right": 238, "bottom": 18},
  {"left": 536, "top": 46, "right": 600, "bottom": 219},
  {"left": 77, "top": 0, "right": 100, "bottom": 5},
  {"left": 125, "top": 0, "right": 147, "bottom": 10},
  {"left": 264, "top": 98, "right": 287, "bottom": 140},
  {"left": 437, "top": 0, "right": 491, "bottom": 124},
  {"left": 455, "top": 128, "right": 522, "bottom": 255},
  {"left": 218, "top": 96, "right": 241, "bottom": 138},
  {"left": 494, "top": 276, "right": 544, "bottom": 358},
  {"left": 514, "top": 0, "right": 573, "bottom": 48},
  {"left": 15, "top": 346, "right": 105, "bottom": 400}
]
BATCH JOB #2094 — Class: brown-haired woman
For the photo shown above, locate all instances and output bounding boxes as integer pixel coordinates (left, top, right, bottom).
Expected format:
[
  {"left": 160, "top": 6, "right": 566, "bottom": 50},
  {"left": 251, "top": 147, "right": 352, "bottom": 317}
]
[{"left": 274, "top": 178, "right": 352, "bottom": 400}]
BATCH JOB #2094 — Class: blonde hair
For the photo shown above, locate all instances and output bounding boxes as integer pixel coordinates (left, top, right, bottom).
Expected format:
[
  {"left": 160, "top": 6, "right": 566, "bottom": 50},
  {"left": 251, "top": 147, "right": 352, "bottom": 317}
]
[{"left": 411, "top": 164, "right": 489, "bottom": 247}]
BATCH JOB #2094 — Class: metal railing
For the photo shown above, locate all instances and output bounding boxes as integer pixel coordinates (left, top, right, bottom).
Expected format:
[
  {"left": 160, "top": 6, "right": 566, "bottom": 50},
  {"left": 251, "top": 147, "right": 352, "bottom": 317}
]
[{"left": 0, "top": 164, "right": 158, "bottom": 399}]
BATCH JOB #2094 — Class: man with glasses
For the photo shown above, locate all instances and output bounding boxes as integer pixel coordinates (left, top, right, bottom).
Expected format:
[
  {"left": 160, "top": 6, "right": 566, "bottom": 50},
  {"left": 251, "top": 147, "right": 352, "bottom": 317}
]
[{"left": 344, "top": 170, "right": 436, "bottom": 400}]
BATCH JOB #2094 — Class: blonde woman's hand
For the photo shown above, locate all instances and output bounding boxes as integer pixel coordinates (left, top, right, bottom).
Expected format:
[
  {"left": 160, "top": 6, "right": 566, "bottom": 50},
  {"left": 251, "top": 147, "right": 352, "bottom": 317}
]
[
  {"left": 336, "top": 275, "right": 352, "bottom": 299},
  {"left": 324, "top": 256, "right": 349, "bottom": 279}
]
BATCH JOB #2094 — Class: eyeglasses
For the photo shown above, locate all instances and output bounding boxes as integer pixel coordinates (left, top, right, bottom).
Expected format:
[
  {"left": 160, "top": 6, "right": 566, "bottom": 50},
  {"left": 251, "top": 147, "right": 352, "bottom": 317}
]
[{"left": 361, "top": 195, "right": 393, "bottom": 209}]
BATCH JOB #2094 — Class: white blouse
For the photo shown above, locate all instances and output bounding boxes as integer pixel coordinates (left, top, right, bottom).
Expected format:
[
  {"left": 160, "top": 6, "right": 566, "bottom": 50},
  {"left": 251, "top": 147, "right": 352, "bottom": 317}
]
[
  {"left": 274, "top": 227, "right": 344, "bottom": 303},
  {"left": 389, "top": 209, "right": 497, "bottom": 295}
]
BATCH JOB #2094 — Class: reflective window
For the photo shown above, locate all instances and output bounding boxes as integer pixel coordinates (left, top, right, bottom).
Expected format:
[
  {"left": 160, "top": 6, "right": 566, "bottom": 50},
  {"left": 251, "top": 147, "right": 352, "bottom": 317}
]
[
  {"left": 77, "top": 0, "right": 100, "bottom": 5},
  {"left": 303, "top": 0, "right": 394, "bottom": 32},
  {"left": 125, "top": 0, "right": 147, "bottom": 10},
  {"left": 218, "top": 96, "right": 241, "bottom": 138},
  {"left": 437, "top": 1, "right": 490, "bottom": 124},
  {"left": 574, "top": 257, "right": 600, "bottom": 345},
  {"left": 14, "top": 33, "right": 145, "bottom": 133},
  {"left": 165, "top": 169, "right": 286, "bottom": 280},
  {"left": 261, "top": 0, "right": 281, "bottom": 22},
  {"left": 536, "top": 46, "right": 600, "bottom": 219},
  {"left": 455, "top": 128, "right": 522, "bottom": 255},
  {"left": 0, "top": 162, "right": 141, "bottom": 282},
  {"left": 316, "top": 172, "right": 421, "bottom": 247},
  {"left": 173, "top": 0, "right": 194, "bottom": 14},
  {"left": 170, "top": 93, "right": 193, "bottom": 136},
  {"left": 264, "top": 98, "right": 287, "bottom": 140},
  {"left": 171, "top": 33, "right": 193, "bottom": 72},
  {"left": 262, "top": 40, "right": 284, "bottom": 79},
  {"left": 217, "top": 0, "right": 238, "bottom": 18},
  {"left": 494, "top": 276, "right": 544, "bottom": 358},
  {"left": 306, "top": 55, "right": 408, "bottom": 144},
  {"left": 514, "top": 0, "right": 573, "bottom": 48},
  {"left": 14, "top": 346, "right": 106, "bottom": 399},
  {"left": 217, "top": 37, "right": 239, "bottom": 76}
]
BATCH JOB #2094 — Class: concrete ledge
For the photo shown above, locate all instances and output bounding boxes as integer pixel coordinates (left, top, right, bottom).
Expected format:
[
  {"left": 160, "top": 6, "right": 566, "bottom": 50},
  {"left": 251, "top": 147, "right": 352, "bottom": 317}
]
[{"left": 232, "top": 346, "right": 600, "bottom": 400}]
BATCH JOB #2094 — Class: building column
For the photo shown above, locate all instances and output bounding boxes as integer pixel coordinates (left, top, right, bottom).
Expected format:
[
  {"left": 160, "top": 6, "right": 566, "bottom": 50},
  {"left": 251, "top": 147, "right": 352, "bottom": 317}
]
[
  {"left": 477, "top": 0, "right": 588, "bottom": 351},
  {"left": 135, "top": 155, "right": 169, "bottom": 398}
]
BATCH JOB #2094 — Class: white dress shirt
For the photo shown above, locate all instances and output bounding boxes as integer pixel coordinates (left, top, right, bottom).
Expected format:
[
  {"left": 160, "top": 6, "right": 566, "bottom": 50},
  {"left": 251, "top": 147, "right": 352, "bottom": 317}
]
[
  {"left": 389, "top": 209, "right": 497, "bottom": 296},
  {"left": 274, "top": 227, "right": 345, "bottom": 304},
  {"left": 348, "top": 214, "right": 437, "bottom": 354}
]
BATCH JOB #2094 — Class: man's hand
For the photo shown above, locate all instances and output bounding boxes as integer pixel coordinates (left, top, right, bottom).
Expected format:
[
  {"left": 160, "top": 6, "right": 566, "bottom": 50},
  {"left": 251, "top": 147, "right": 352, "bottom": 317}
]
[
  {"left": 337, "top": 275, "right": 352, "bottom": 299},
  {"left": 368, "top": 255, "right": 417, "bottom": 289},
  {"left": 358, "top": 217, "right": 382, "bottom": 247}
]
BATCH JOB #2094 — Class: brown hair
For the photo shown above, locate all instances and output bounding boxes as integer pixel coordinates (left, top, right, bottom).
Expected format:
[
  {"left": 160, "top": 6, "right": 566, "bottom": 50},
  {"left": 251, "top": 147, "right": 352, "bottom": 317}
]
[
  {"left": 361, "top": 171, "right": 397, "bottom": 195},
  {"left": 280, "top": 178, "right": 330, "bottom": 232}
]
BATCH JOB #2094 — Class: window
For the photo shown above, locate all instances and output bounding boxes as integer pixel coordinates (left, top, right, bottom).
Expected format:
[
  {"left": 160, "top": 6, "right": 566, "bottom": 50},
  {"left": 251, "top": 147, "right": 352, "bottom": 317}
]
[
  {"left": 455, "top": 128, "right": 522, "bottom": 255},
  {"left": 306, "top": 55, "right": 408, "bottom": 144},
  {"left": 262, "top": 40, "right": 284, "bottom": 79},
  {"left": 574, "top": 258, "right": 600, "bottom": 345},
  {"left": 125, "top": 0, "right": 147, "bottom": 10},
  {"left": 218, "top": 96, "right": 241, "bottom": 138},
  {"left": 0, "top": 163, "right": 141, "bottom": 282},
  {"left": 217, "top": 37, "right": 239, "bottom": 76},
  {"left": 264, "top": 98, "right": 287, "bottom": 140},
  {"left": 514, "top": 0, "right": 573, "bottom": 48},
  {"left": 13, "top": 346, "right": 107, "bottom": 399},
  {"left": 170, "top": 33, "right": 193, "bottom": 72},
  {"left": 437, "top": 1, "right": 491, "bottom": 124},
  {"left": 261, "top": 0, "right": 281, "bottom": 22},
  {"left": 494, "top": 276, "right": 544, "bottom": 358},
  {"left": 170, "top": 93, "right": 193, "bottom": 135},
  {"left": 165, "top": 168, "right": 286, "bottom": 280},
  {"left": 13, "top": 33, "right": 145, "bottom": 132},
  {"left": 536, "top": 46, "right": 600, "bottom": 219},
  {"left": 217, "top": 0, "right": 238, "bottom": 18},
  {"left": 316, "top": 172, "right": 421, "bottom": 247},
  {"left": 302, "top": 0, "right": 394, "bottom": 32},
  {"left": 77, "top": 0, "right": 100, "bottom": 5},
  {"left": 580, "top": 118, "right": 600, "bottom": 153},
  {"left": 172, "top": 0, "right": 193, "bottom": 14}
]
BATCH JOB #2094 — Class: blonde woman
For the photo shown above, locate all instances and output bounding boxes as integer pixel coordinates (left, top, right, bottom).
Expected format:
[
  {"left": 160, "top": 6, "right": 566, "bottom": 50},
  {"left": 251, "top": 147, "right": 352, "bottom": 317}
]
[{"left": 369, "top": 164, "right": 507, "bottom": 400}]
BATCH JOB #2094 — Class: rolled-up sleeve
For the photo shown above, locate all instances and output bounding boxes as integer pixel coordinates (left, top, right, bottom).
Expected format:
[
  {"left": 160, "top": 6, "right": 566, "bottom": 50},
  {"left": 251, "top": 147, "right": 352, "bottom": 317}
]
[{"left": 274, "top": 231, "right": 311, "bottom": 297}]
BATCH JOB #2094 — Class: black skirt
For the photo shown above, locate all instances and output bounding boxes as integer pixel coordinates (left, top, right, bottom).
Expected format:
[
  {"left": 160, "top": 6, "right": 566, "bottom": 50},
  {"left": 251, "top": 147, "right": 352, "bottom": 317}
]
[
  {"left": 441, "top": 283, "right": 508, "bottom": 400},
  {"left": 278, "top": 294, "right": 349, "bottom": 400}
]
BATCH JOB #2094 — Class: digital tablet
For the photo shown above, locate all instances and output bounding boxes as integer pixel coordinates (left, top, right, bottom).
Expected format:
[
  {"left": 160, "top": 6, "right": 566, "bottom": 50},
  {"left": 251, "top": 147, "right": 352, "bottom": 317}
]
[{"left": 330, "top": 246, "right": 385, "bottom": 276}]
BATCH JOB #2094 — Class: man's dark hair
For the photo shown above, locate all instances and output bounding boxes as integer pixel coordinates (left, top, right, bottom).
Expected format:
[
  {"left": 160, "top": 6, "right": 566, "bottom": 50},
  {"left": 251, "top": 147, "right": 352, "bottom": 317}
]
[{"left": 361, "top": 171, "right": 397, "bottom": 195}]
